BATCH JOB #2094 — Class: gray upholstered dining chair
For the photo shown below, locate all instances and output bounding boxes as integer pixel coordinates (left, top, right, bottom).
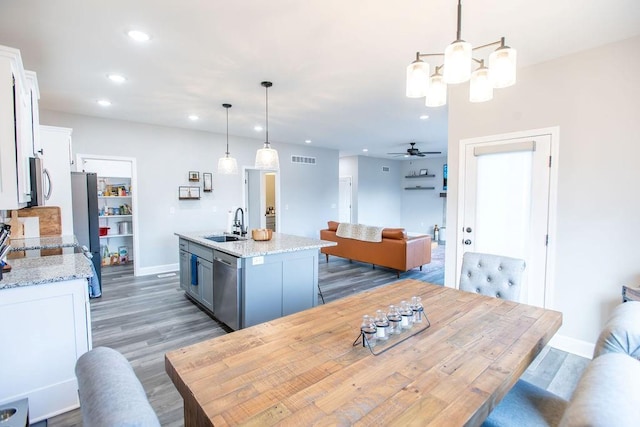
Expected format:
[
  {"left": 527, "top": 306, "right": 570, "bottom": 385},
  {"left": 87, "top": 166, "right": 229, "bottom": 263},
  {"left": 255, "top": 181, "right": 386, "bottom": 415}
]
[{"left": 459, "top": 252, "right": 526, "bottom": 302}]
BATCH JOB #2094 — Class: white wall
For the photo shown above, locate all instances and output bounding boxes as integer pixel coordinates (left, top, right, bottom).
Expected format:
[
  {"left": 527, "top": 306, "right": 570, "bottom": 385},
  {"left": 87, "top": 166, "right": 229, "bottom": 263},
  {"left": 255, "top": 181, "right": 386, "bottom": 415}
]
[
  {"left": 357, "top": 156, "right": 402, "bottom": 227},
  {"left": 40, "top": 110, "right": 339, "bottom": 274},
  {"left": 401, "top": 157, "right": 447, "bottom": 236},
  {"left": 446, "top": 36, "right": 640, "bottom": 355}
]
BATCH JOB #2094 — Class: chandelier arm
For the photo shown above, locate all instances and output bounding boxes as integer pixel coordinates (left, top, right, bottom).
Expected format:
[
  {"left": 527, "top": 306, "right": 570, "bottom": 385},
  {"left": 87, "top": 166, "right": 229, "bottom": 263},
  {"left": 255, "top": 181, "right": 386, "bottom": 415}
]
[
  {"left": 416, "top": 52, "right": 445, "bottom": 59},
  {"left": 472, "top": 38, "right": 504, "bottom": 51}
]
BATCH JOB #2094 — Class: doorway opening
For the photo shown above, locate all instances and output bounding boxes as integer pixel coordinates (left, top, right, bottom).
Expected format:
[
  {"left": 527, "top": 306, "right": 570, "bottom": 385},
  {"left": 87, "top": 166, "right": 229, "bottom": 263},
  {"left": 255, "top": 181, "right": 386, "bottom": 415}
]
[{"left": 243, "top": 167, "right": 280, "bottom": 232}]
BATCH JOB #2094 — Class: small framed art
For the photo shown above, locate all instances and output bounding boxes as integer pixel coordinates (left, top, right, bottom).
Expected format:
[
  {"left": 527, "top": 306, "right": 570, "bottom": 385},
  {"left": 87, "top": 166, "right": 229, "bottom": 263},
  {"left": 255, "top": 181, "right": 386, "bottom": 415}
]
[
  {"left": 203, "top": 173, "right": 212, "bottom": 192},
  {"left": 188, "top": 171, "right": 200, "bottom": 182}
]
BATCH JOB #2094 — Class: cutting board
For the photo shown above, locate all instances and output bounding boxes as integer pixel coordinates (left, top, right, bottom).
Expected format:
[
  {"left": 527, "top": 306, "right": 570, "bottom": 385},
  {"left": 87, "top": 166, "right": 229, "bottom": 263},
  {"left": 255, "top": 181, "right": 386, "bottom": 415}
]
[{"left": 12, "top": 206, "right": 62, "bottom": 236}]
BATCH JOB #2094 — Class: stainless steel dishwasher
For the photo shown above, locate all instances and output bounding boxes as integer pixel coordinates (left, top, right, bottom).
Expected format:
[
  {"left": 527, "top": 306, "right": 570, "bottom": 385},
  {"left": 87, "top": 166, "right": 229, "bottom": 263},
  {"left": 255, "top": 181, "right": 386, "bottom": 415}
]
[{"left": 213, "top": 250, "right": 241, "bottom": 330}]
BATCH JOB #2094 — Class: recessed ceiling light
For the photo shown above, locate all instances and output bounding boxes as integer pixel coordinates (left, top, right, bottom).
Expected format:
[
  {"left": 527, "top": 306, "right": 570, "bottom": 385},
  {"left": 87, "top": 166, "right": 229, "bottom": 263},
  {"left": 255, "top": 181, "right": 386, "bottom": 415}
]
[
  {"left": 254, "top": 125, "right": 263, "bottom": 132},
  {"left": 362, "top": 148, "right": 368, "bottom": 152},
  {"left": 97, "top": 99, "right": 111, "bottom": 107},
  {"left": 127, "top": 30, "right": 150, "bottom": 42},
  {"left": 107, "top": 74, "right": 126, "bottom": 84},
  {"left": 188, "top": 115, "right": 199, "bottom": 121},
  {"left": 419, "top": 115, "right": 430, "bottom": 120},
  {"left": 305, "top": 139, "right": 312, "bottom": 144}
]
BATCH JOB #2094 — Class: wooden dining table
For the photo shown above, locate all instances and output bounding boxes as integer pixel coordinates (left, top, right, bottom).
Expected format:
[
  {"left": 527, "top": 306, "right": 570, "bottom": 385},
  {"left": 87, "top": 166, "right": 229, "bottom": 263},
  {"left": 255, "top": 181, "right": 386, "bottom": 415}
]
[{"left": 165, "top": 279, "right": 562, "bottom": 426}]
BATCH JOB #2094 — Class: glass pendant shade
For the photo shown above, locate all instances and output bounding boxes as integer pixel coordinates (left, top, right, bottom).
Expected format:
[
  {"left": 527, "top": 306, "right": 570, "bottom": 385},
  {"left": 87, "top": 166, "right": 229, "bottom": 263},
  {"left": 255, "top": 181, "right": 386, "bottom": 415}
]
[
  {"left": 217, "top": 155, "right": 238, "bottom": 174},
  {"left": 469, "top": 66, "right": 493, "bottom": 103},
  {"left": 255, "top": 143, "right": 280, "bottom": 170},
  {"left": 490, "top": 46, "right": 517, "bottom": 88},
  {"left": 443, "top": 40, "right": 472, "bottom": 84},
  {"left": 406, "top": 60, "right": 430, "bottom": 98},
  {"left": 217, "top": 103, "right": 238, "bottom": 174},
  {"left": 425, "top": 73, "right": 447, "bottom": 107}
]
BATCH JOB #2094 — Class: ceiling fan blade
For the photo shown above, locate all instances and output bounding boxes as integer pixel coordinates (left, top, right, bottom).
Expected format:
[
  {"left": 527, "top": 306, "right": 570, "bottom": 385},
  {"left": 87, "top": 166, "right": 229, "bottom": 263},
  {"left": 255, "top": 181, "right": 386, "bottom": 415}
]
[
  {"left": 416, "top": 153, "right": 425, "bottom": 157},
  {"left": 418, "top": 151, "right": 442, "bottom": 155},
  {"left": 386, "top": 152, "right": 406, "bottom": 155}
]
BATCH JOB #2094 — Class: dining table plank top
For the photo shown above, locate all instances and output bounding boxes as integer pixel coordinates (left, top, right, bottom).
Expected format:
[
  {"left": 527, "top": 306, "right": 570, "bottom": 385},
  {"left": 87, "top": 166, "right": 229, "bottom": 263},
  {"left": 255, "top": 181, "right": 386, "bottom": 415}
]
[{"left": 165, "top": 279, "right": 562, "bottom": 426}]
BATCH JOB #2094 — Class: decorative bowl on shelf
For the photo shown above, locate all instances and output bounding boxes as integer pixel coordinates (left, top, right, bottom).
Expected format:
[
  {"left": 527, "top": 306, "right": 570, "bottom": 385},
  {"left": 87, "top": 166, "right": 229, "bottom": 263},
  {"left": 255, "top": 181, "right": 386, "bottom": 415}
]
[
  {"left": 251, "top": 229, "right": 273, "bottom": 241},
  {"left": 99, "top": 227, "right": 110, "bottom": 236}
]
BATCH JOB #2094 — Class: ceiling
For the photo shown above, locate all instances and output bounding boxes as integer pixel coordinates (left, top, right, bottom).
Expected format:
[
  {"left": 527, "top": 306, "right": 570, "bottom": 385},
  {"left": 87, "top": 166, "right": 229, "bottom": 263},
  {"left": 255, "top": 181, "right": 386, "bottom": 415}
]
[{"left": 0, "top": 0, "right": 638, "bottom": 159}]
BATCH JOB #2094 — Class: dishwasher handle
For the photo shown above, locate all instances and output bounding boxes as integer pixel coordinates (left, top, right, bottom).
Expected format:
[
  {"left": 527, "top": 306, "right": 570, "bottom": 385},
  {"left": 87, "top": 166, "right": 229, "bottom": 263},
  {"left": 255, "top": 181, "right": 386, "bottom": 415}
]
[{"left": 214, "top": 256, "right": 233, "bottom": 267}]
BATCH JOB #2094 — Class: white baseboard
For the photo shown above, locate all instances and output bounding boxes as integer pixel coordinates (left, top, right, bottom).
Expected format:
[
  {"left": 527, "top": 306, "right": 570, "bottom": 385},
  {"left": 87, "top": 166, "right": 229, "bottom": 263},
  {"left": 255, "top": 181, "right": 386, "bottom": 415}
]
[
  {"left": 136, "top": 263, "right": 179, "bottom": 277},
  {"left": 549, "top": 334, "right": 595, "bottom": 359}
]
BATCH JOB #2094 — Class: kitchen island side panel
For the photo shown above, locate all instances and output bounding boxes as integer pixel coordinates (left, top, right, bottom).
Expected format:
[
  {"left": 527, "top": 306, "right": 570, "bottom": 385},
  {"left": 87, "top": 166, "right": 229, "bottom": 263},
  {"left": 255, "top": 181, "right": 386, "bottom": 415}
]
[{"left": 242, "top": 249, "right": 318, "bottom": 328}]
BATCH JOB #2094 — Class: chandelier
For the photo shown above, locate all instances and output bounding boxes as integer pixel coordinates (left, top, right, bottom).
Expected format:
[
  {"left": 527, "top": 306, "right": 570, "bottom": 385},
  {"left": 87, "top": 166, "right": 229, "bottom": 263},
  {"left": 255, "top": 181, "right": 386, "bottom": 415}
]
[{"left": 406, "top": 0, "right": 517, "bottom": 106}]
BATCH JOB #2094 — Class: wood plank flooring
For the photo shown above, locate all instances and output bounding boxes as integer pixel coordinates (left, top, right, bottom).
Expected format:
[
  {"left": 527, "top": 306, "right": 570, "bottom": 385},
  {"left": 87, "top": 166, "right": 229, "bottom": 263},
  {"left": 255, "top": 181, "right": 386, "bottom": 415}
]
[{"left": 48, "top": 245, "right": 587, "bottom": 426}]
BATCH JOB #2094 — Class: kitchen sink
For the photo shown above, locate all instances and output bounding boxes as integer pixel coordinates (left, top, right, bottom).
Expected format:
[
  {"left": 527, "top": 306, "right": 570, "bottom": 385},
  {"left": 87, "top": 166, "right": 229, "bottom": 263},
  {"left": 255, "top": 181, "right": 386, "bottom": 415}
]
[{"left": 204, "top": 234, "right": 244, "bottom": 243}]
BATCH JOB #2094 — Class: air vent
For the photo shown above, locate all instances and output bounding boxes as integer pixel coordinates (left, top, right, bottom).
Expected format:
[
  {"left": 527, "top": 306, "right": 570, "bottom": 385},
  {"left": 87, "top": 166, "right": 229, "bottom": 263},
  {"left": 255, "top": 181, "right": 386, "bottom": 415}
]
[
  {"left": 382, "top": 166, "right": 390, "bottom": 172},
  {"left": 291, "top": 155, "right": 316, "bottom": 165}
]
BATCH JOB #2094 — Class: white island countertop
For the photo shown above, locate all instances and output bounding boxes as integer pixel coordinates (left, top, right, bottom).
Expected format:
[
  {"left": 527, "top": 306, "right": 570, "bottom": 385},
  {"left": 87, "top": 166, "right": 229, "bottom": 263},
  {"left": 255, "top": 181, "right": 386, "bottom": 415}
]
[
  {"left": 175, "top": 232, "right": 336, "bottom": 258},
  {"left": 0, "top": 253, "right": 93, "bottom": 290}
]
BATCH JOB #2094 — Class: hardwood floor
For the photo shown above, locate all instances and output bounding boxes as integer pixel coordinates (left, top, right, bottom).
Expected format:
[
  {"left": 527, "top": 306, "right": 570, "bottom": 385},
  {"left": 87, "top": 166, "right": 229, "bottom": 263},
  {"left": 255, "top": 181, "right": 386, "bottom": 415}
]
[{"left": 49, "top": 246, "right": 587, "bottom": 426}]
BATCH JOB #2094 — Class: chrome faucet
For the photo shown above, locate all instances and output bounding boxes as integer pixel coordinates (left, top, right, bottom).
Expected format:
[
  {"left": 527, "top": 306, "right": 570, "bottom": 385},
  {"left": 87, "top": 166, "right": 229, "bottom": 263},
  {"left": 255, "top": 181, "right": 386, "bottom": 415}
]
[{"left": 233, "top": 207, "right": 247, "bottom": 236}]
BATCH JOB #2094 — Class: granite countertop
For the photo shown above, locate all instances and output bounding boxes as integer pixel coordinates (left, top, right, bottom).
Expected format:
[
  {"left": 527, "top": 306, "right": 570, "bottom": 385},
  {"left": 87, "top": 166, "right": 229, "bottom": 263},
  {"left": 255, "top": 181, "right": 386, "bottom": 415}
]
[
  {"left": 176, "top": 231, "right": 336, "bottom": 258},
  {"left": 8, "top": 235, "right": 79, "bottom": 251},
  {"left": 0, "top": 253, "right": 93, "bottom": 290}
]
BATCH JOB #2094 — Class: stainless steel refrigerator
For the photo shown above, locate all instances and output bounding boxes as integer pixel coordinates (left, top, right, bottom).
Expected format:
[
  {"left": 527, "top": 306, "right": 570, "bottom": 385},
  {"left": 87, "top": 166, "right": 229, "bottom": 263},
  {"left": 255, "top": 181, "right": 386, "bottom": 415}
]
[{"left": 71, "top": 172, "right": 101, "bottom": 286}]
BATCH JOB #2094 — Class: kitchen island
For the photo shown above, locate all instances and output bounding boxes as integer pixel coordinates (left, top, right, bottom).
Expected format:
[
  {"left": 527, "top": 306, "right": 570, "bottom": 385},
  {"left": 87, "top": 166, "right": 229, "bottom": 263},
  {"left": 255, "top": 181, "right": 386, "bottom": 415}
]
[
  {"left": 0, "top": 250, "right": 93, "bottom": 422},
  {"left": 175, "top": 232, "right": 336, "bottom": 330}
]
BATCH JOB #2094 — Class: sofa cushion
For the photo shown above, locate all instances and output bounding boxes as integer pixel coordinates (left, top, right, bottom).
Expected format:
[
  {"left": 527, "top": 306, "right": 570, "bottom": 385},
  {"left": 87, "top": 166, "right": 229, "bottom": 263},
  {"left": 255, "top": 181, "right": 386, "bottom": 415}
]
[
  {"left": 593, "top": 301, "right": 640, "bottom": 359},
  {"left": 559, "top": 352, "right": 640, "bottom": 427},
  {"left": 382, "top": 228, "right": 406, "bottom": 239}
]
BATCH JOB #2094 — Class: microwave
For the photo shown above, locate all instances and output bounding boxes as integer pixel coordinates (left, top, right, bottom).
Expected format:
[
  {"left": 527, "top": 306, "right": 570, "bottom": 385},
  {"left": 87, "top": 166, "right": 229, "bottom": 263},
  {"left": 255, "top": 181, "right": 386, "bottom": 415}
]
[{"left": 28, "top": 157, "right": 51, "bottom": 207}]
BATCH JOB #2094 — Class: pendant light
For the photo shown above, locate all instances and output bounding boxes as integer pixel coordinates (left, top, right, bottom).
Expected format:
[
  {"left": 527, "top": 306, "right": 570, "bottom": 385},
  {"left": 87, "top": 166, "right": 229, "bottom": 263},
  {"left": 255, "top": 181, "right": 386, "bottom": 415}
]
[
  {"left": 217, "top": 103, "right": 238, "bottom": 174},
  {"left": 254, "top": 81, "right": 280, "bottom": 170}
]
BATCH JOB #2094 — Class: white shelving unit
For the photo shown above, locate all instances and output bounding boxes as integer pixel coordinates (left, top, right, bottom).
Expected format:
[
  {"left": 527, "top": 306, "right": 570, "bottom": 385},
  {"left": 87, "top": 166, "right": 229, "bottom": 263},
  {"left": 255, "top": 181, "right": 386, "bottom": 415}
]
[{"left": 98, "top": 176, "right": 134, "bottom": 266}]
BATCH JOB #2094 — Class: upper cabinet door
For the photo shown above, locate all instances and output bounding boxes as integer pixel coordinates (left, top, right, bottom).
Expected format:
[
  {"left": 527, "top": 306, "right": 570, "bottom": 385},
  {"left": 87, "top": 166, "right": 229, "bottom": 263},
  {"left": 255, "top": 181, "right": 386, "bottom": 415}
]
[{"left": 0, "top": 46, "right": 39, "bottom": 210}]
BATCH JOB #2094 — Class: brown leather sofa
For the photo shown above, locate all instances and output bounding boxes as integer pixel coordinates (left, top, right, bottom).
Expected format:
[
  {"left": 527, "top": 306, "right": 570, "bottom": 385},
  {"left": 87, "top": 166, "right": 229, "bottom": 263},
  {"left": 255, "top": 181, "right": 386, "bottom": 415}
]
[{"left": 320, "top": 221, "right": 431, "bottom": 277}]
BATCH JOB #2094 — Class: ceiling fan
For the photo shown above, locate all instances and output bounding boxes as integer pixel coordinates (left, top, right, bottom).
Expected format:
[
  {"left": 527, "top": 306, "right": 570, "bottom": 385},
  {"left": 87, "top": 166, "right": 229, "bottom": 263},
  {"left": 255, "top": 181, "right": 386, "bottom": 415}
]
[{"left": 387, "top": 142, "right": 441, "bottom": 157}]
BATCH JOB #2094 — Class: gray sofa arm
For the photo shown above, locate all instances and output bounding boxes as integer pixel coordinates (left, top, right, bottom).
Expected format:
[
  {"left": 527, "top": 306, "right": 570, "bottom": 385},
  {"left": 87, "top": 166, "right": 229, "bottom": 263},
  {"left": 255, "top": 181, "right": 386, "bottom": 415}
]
[
  {"left": 75, "top": 347, "right": 160, "bottom": 427},
  {"left": 559, "top": 352, "right": 640, "bottom": 426},
  {"left": 593, "top": 301, "right": 640, "bottom": 359}
]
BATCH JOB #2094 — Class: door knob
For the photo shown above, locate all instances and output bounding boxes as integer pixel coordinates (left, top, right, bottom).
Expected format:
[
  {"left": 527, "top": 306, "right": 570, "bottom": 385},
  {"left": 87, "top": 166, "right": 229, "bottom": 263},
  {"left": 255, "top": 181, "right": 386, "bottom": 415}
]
[
  {"left": 465, "top": 227, "right": 472, "bottom": 233},
  {"left": 464, "top": 239, "right": 472, "bottom": 245}
]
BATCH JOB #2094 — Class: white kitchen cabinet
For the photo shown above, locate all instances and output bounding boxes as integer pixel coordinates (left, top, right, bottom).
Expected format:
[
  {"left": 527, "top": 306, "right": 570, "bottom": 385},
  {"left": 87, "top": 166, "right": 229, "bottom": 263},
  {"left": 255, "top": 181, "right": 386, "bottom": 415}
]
[
  {"left": 0, "top": 278, "right": 91, "bottom": 422},
  {"left": 0, "top": 45, "right": 39, "bottom": 210},
  {"left": 40, "top": 126, "right": 74, "bottom": 235}
]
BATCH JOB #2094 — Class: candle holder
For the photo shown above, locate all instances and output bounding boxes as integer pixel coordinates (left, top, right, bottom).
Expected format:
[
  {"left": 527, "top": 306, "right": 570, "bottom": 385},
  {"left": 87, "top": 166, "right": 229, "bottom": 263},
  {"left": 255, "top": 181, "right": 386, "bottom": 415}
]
[{"left": 353, "top": 311, "right": 431, "bottom": 356}]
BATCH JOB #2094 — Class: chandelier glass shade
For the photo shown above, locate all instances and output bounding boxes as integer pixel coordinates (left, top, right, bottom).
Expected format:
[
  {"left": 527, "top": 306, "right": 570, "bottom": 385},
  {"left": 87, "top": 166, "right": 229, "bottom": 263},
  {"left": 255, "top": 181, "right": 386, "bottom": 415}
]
[
  {"left": 254, "top": 81, "right": 280, "bottom": 170},
  {"left": 406, "top": 0, "right": 517, "bottom": 105},
  {"left": 217, "top": 103, "right": 238, "bottom": 175}
]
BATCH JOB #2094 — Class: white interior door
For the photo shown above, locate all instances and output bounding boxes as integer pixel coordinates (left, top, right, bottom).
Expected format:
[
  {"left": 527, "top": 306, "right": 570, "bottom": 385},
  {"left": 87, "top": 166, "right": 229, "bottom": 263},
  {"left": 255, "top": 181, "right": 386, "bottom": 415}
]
[
  {"left": 458, "top": 133, "right": 554, "bottom": 307},
  {"left": 338, "top": 176, "right": 352, "bottom": 223}
]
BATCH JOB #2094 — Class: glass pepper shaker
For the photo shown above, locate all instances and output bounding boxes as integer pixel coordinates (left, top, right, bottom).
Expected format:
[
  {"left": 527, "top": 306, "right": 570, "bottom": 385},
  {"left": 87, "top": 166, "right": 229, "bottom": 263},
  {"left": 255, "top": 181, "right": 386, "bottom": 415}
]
[
  {"left": 361, "top": 315, "right": 377, "bottom": 347},
  {"left": 387, "top": 305, "right": 402, "bottom": 335},
  {"left": 374, "top": 309, "right": 390, "bottom": 341}
]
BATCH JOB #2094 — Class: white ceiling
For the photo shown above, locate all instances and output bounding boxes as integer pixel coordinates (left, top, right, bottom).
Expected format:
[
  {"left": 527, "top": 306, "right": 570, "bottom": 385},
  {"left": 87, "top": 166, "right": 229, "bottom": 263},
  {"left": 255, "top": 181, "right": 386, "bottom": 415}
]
[{"left": 1, "top": 0, "right": 638, "bottom": 158}]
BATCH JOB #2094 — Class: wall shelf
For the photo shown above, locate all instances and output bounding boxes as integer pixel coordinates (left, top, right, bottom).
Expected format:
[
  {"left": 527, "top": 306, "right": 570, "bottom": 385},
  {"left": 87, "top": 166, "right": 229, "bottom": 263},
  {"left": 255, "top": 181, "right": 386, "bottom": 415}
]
[
  {"left": 405, "top": 175, "right": 435, "bottom": 178},
  {"left": 404, "top": 186, "right": 435, "bottom": 190}
]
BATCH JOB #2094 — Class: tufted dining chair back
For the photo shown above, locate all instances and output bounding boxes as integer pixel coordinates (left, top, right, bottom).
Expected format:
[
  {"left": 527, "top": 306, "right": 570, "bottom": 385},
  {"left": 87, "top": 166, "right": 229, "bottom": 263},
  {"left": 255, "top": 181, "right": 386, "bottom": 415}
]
[{"left": 459, "top": 252, "right": 526, "bottom": 302}]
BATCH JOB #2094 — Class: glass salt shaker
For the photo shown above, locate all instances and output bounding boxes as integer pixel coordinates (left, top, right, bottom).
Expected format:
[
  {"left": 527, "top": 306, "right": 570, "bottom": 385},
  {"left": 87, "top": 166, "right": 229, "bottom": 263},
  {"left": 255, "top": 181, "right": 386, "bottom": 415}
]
[
  {"left": 374, "top": 310, "right": 390, "bottom": 341},
  {"left": 387, "top": 305, "right": 402, "bottom": 335},
  {"left": 411, "top": 296, "right": 424, "bottom": 323},
  {"left": 361, "top": 315, "right": 377, "bottom": 347},
  {"left": 399, "top": 300, "right": 414, "bottom": 330}
]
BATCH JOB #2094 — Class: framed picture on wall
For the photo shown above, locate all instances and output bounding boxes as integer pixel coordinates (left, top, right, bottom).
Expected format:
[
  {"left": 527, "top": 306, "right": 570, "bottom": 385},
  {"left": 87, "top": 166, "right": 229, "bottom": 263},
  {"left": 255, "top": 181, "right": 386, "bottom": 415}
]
[
  {"left": 203, "top": 173, "right": 212, "bottom": 192},
  {"left": 188, "top": 171, "right": 199, "bottom": 182},
  {"left": 179, "top": 186, "right": 200, "bottom": 200}
]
